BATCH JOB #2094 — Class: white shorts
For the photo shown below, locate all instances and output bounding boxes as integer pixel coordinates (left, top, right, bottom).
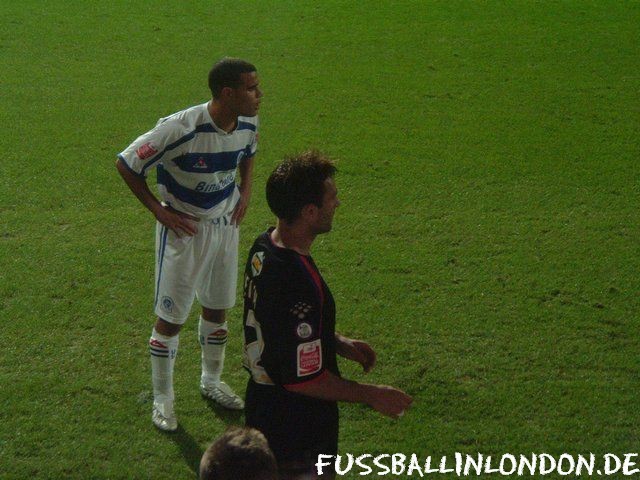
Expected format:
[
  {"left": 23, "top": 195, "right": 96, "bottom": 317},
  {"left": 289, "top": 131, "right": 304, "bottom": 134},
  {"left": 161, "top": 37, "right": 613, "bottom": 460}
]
[{"left": 153, "top": 214, "right": 239, "bottom": 324}]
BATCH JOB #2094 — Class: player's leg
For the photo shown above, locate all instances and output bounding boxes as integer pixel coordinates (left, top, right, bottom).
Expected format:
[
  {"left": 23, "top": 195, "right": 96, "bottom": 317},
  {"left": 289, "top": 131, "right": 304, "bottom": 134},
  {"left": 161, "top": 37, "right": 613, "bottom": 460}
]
[
  {"left": 253, "top": 392, "right": 338, "bottom": 480},
  {"left": 149, "top": 318, "right": 181, "bottom": 431},
  {"left": 277, "top": 437, "right": 337, "bottom": 479},
  {"left": 150, "top": 223, "right": 197, "bottom": 431},
  {"left": 196, "top": 215, "right": 243, "bottom": 409},
  {"left": 199, "top": 307, "right": 227, "bottom": 386}
]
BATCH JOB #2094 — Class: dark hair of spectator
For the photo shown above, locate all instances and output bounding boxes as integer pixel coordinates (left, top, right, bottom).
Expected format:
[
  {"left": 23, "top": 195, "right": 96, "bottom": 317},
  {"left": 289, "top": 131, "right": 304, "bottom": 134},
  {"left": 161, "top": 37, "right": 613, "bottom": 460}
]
[{"left": 199, "top": 426, "right": 277, "bottom": 480}]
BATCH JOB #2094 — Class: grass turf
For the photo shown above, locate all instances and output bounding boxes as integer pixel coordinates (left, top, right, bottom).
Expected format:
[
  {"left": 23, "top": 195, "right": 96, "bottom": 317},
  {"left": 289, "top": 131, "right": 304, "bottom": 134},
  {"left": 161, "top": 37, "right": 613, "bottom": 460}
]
[{"left": 1, "top": 1, "right": 638, "bottom": 478}]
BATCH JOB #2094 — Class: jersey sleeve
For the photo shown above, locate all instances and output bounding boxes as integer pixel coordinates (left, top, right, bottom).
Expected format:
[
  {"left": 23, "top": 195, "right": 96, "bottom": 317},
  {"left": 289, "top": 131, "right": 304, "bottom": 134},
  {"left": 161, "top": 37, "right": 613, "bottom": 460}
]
[
  {"left": 117, "top": 117, "right": 184, "bottom": 178},
  {"left": 254, "top": 257, "right": 326, "bottom": 386}
]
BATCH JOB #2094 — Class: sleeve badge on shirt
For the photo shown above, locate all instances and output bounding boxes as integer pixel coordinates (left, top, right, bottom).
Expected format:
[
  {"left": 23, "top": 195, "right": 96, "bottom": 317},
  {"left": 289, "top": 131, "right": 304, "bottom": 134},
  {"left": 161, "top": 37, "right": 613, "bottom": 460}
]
[
  {"left": 136, "top": 142, "right": 158, "bottom": 160},
  {"left": 296, "top": 322, "right": 313, "bottom": 339},
  {"left": 297, "top": 339, "right": 322, "bottom": 377},
  {"left": 251, "top": 251, "right": 265, "bottom": 277}
]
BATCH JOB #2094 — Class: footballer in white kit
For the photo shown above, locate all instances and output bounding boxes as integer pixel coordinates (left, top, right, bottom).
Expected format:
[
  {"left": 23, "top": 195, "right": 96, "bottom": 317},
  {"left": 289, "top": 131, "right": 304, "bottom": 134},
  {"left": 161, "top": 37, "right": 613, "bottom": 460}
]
[{"left": 116, "top": 58, "right": 262, "bottom": 432}]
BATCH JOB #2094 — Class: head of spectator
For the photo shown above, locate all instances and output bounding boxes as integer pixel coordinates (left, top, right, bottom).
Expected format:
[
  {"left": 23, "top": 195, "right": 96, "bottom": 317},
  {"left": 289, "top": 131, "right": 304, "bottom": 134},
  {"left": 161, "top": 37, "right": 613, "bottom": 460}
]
[{"left": 199, "top": 426, "right": 278, "bottom": 480}]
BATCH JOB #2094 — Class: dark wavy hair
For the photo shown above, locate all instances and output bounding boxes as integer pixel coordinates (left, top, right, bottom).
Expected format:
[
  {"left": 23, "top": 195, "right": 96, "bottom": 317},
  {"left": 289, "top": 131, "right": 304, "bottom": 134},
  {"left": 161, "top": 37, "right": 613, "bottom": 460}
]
[{"left": 266, "top": 150, "right": 337, "bottom": 224}]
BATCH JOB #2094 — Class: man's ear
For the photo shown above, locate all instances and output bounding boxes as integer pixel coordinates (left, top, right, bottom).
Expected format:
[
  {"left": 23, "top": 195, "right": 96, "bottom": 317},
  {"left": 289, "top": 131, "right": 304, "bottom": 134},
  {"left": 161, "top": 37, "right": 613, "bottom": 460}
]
[
  {"left": 300, "top": 204, "right": 318, "bottom": 222},
  {"left": 220, "top": 86, "right": 234, "bottom": 99}
]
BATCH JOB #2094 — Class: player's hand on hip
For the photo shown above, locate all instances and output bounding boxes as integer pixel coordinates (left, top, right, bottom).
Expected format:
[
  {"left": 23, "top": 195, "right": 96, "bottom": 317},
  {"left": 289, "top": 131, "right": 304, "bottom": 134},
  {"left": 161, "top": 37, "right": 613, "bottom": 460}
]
[
  {"left": 231, "top": 192, "right": 250, "bottom": 227},
  {"left": 367, "top": 385, "right": 413, "bottom": 419},
  {"left": 155, "top": 205, "right": 199, "bottom": 237}
]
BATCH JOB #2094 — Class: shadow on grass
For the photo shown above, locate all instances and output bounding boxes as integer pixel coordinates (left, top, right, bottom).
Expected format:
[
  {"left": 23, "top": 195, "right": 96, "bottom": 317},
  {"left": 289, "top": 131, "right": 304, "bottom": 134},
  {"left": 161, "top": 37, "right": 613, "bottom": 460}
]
[
  {"left": 202, "top": 399, "right": 245, "bottom": 424},
  {"left": 163, "top": 402, "right": 244, "bottom": 476},
  {"left": 163, "top": 425, "right": 204, "bottom": 477}
]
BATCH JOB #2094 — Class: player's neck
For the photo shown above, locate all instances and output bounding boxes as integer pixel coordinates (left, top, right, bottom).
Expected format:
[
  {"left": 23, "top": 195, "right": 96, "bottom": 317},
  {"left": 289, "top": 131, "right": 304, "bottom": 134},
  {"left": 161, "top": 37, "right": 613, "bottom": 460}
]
[
  {"left": 272, "top": 223, "right": 315, "bottom": 256},
  {"left": 208, "top": 100, "right": 237, "bottom": 133}
]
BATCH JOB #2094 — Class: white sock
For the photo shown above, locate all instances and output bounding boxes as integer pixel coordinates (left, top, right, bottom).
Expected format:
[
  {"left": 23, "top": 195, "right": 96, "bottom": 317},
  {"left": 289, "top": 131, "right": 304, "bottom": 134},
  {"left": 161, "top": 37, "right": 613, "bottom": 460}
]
[
  {"left": 199, "top": 316, "right": 228, "bottom": 385},
  {"left": 149, "top": 328, "right": 179, "bottom": 411}
]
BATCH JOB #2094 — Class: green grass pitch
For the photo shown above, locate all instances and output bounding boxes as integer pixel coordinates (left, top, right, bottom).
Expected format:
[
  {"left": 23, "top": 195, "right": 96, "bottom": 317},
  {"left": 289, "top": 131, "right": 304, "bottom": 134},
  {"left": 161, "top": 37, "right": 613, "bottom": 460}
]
[{"left": 1, "top": 1, "right": 638, "bottom": 478}]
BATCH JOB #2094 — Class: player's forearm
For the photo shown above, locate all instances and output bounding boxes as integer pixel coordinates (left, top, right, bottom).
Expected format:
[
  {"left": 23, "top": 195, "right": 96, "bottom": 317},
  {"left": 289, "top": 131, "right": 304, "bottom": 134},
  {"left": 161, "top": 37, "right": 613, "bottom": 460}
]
[
  {"left": 284, "top": 371, "right": 374, "bottom": 405},
  {"left": 286, "top": 371, "right": 413, "bottom": 418},
  {"left": 237, "top": 155, "right": 255, "bottom": 193},
  {"left": 335, "top": 333, "right": 351, "bottom": 357},
  {"left": 115, "top": 159, "right": 163, "bottom": 217}
]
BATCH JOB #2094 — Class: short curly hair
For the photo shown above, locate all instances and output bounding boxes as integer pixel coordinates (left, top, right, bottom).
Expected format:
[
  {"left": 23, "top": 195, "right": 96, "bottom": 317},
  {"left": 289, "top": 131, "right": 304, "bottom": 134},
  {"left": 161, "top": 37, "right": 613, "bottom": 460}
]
[
  {"left": 199, "top": 427, "right": 277, "bottom": 480},
  {"left": 266, "top": 150, "right": 337, "bottom": 224},
  {"left": 208, "top": 58, "right": 256, "bottom": 99}
]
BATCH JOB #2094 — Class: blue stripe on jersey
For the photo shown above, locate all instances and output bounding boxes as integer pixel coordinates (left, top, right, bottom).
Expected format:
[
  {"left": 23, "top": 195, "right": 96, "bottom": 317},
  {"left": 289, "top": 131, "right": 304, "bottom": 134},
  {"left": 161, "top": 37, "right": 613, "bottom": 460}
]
[
  {"left": 154, "top": 225, "right": 169, "bottom": 309},
  {"left": 172, "top": 150, "right": 244, "bottom": 173},
  {"left": 141, "top": 123, "right": 216, "bottom": 175},
  {"left": 237, "top": 120, "right": 257, "bottom": 132},
  {"left": 157, "top": 166, "right": 235, "bottom": 209}
]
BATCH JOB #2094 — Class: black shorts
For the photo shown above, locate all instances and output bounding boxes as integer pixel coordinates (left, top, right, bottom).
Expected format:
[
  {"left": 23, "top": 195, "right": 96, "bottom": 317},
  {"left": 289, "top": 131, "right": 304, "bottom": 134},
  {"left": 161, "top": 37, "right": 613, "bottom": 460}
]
[{"left": 245, "top": 379, "right": 339, "bottom": 466}]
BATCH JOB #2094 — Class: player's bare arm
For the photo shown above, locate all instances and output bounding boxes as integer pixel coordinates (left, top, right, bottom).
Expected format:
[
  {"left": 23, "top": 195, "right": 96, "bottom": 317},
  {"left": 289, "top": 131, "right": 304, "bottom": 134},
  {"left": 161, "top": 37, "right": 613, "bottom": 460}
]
[
  {"left": 285, "top": 371, "right": 413, "bottom": 419},
  {"left": 335, "top": 333, "right": 376, "bottom": 373},
  {"left": 231, "top": 155, "right": 255, "bottom": 226},
  {"left": 115, "top": 159, "right": 199, "bottom": 237}
]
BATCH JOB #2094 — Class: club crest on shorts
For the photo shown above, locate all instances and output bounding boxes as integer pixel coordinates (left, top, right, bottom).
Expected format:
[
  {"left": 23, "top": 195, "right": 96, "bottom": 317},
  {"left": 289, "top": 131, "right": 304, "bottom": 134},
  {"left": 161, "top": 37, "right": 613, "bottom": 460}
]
[
  {"left": 136, "top": 142, "right": 158, "bottom": 160},
  {"left": 160, "top": 296, "right": 174, "bottom": 313},
  {"left": 297, "top": 339, "right": 322, "bottom": 377},
  {"left": 296, "top": 322, "right": 313, "bottom": 339},
  {"left": 251, "top": 251, "right": 265, "bottom": 277}
]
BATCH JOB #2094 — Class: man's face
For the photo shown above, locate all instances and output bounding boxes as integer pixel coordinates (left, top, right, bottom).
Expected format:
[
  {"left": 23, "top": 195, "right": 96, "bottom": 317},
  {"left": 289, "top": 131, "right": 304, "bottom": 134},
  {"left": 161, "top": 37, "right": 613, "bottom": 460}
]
[
  {"left": 312, "top": 177, "right": 340, "bottom": 234},
  {"left": 230, "top": 71, "right": 262, "bottom": 117}
]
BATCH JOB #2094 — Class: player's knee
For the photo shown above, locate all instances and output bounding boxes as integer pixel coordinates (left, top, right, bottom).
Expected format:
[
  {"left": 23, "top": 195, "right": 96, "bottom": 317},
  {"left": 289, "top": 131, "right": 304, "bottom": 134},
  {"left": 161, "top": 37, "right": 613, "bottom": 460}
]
[
  {"left": 201, "top": 308, "right": 225, "bottom": 324},
  {"left": 155, "top": 317, "right": 182, "bottom": 337}
]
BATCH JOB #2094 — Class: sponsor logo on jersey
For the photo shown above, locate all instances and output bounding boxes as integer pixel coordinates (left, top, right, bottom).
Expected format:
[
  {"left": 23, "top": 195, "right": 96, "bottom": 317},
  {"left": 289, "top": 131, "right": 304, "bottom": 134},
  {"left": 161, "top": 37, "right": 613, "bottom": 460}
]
[
  {"left": 194, "top": 157, "right": 208, "bottom": 169},
  {"left": 194, "top": 172, "right": 235, "bottom": 193},
  {"left": 297, "top": 339, "right": 322, "bottom": 377},
  {"left": 251, "top": 251, "right": 265, "bottom": 277},
  {"left": 160, "top": 296, "right": 174, "bottom": 313},
  {"left": 136, "top": 142, "right": 158, "bottom": 160},
  {"left": 290, "top": 302, "right": 312, "bottom": 319},
  {"left": 296, "top": 322, "right": 313, "bottom": 339}
]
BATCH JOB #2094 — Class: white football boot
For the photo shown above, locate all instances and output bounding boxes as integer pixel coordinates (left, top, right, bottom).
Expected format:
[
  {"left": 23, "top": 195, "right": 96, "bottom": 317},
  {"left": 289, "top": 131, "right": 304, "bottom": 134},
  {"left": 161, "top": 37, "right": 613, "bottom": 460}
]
[
  {"left": 152, "top": 402, "right": 177, "bottom": 432},
  {"left": 200, "top": 381, "right": 244, "bottom": 410}
]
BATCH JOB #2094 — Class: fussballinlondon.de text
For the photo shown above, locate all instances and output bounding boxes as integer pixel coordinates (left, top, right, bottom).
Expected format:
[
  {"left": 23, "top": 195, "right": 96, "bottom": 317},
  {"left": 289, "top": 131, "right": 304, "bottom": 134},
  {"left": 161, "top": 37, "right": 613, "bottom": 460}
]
[{"left": 316, "top": 453, "right": 640, "bottom": 477}]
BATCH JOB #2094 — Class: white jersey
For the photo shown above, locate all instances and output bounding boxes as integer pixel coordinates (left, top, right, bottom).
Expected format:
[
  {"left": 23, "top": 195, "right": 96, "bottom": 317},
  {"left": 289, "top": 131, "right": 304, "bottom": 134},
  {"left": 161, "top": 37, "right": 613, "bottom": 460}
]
[{"left": 118, "top": 102, "right": 258, "bottom": 219}]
